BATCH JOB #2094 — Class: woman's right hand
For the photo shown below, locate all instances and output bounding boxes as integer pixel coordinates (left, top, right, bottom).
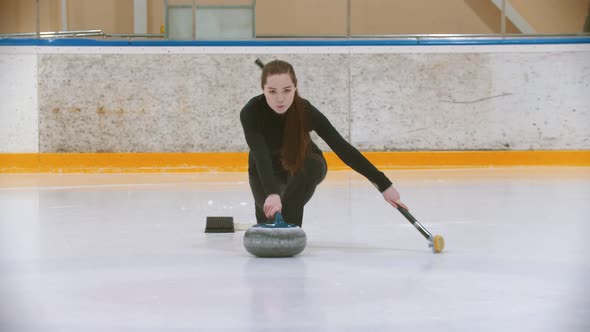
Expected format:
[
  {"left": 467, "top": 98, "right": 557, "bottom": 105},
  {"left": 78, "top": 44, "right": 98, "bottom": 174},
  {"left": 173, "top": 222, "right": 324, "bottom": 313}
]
[
  {"left": 263, "top": 194, "right": 282, "bottom": 219},
  {"left": 382, "top": 185, "right": 408, "bottom": 210}
]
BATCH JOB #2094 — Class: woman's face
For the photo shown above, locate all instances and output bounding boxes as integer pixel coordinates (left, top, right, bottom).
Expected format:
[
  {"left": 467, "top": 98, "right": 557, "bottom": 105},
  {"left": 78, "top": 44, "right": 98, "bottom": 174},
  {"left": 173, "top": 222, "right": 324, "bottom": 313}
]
[{"left": 263, "top": 73, "right": 296, "bottom": 114}]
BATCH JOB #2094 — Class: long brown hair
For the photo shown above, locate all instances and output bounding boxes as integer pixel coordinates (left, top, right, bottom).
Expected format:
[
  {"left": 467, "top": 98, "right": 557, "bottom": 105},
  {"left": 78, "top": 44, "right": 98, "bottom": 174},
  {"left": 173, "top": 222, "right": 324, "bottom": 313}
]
[{"left": 261, "top": 60, "right": 310, "bottom": 175}]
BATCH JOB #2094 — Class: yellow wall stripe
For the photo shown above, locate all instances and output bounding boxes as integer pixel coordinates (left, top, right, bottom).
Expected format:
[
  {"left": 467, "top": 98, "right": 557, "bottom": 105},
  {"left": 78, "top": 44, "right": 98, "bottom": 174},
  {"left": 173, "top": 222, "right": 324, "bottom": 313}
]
[{"left": 1, "top": 151, "right": 589, "bottom": 173}]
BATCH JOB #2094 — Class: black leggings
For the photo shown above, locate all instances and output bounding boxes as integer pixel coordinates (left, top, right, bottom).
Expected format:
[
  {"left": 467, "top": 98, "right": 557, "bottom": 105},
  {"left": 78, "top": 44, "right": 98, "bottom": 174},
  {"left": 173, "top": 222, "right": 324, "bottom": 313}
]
[{"left": 248, "top": 153, "right": 327, "bottom": 227}]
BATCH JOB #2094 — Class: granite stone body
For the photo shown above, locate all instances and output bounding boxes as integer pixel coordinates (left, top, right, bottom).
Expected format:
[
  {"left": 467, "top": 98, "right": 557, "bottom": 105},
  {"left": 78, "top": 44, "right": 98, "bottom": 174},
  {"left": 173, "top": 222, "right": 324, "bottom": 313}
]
[{"left": 243, "top": 226, "right": 307, "bottom": 258}]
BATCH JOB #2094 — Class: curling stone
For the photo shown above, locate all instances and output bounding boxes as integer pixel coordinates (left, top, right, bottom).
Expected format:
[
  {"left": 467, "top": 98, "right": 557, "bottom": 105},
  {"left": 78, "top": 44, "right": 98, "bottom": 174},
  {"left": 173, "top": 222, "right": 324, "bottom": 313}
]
[{"left": 243, "top": 213, "right": 306, "bottom": 257}]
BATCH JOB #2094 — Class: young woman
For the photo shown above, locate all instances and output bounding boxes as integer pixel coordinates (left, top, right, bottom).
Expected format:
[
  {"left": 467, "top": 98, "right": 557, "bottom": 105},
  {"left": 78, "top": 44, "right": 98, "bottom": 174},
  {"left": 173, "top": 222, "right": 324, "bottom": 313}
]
[{"left": 240, "top": 60, "right": 407, "bottom": 227}]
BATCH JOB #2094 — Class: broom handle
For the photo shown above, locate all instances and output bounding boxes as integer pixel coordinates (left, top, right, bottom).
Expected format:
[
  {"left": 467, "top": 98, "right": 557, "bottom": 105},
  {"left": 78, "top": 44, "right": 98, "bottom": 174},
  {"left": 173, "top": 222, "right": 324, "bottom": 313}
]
[{"left": 396, "top": 205, "right": 433, "bottom": 241}]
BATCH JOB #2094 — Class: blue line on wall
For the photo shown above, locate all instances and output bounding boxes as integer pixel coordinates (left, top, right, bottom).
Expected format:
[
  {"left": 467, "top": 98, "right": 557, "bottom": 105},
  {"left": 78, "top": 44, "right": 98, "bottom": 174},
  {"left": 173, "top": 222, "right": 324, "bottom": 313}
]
[{"left": 1, "top": 37, "right": 589, "bottom": 47}]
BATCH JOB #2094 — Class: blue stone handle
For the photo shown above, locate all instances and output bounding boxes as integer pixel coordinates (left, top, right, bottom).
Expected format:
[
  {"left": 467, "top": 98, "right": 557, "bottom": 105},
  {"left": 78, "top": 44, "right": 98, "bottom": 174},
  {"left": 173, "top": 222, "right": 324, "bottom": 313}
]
[
  {"left": 254, "top": 212, "right": 298, "bottom": 228},
  {"left": 274, "top": 212, "right": 287, "bottom": 226}
]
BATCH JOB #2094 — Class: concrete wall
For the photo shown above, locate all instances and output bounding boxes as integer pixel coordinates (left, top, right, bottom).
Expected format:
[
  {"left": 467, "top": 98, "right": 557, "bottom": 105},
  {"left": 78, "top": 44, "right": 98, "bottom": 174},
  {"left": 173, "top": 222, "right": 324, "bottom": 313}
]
[{"left": 1, "top": 43, "right": 589, "bottom": 153}]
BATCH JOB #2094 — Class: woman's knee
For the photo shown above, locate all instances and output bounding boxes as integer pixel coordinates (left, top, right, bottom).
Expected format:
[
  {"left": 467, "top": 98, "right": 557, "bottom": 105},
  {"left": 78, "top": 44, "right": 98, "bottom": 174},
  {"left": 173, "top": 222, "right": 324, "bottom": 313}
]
[{"left": 302, "top": 153, "right": 327, "bottom": 184}]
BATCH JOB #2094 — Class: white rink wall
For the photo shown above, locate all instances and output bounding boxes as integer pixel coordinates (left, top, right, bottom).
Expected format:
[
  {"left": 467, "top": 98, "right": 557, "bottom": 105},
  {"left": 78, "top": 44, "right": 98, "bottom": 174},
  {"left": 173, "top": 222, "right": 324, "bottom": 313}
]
[
  {"left": 1, "top": 42, "right": 589, "bottom": 153},
  {"left": 0, "top": 52, "right": 38, "bottom": 152}
]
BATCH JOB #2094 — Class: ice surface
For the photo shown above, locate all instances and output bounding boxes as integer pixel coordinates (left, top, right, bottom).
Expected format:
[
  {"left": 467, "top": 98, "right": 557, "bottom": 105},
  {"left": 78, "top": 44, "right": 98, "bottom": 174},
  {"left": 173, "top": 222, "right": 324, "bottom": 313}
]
[{"left": 1, "top": 168, "right": 589, "bottom": 331}]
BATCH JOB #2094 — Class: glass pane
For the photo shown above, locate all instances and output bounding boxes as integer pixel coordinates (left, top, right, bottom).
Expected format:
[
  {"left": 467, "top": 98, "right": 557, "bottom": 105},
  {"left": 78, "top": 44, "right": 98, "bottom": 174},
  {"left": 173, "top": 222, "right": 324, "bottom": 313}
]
[
  {"left": 348, "top": 0, "right": 589, "bottom": 36},
  {"left": 255, "top": 0, "right": 347, "bottom": 37},
  {"left": 196, "top": 7, "right": 253, "bottom": 39},
  {"left": 350, "top": 0, "right": 519, "bottom": 35},
  {"left": 67, "top": 0, "right": 134, "bottom": 35},
  {"left": 507, "top": 0, "right": 589, "bottom": 34},
  {"left": 1, "top": 0, "right": 589, "bottom": 38},
  {"left": 0, "top": 0, "right": 61, "bottom": 35},
  {"left": 168, "top": 6, "right": 194, "bottom": 40}
]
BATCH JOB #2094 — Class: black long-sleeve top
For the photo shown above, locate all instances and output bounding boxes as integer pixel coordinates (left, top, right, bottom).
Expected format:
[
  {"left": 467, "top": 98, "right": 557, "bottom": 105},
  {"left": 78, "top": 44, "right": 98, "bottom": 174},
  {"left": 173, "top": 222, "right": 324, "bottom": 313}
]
[{"left": 240, "top": 94, "right": 392, "bottom": 196}]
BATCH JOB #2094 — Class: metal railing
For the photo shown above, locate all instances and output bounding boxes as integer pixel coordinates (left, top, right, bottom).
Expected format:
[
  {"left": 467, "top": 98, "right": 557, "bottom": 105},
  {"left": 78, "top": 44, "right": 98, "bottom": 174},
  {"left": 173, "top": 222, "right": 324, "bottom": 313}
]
[
  {"left": 1, "top": 30, "right": 104, "bottom": 39},
  {"left": 0, "top": 30, "right": 167, "bottom": 40}
]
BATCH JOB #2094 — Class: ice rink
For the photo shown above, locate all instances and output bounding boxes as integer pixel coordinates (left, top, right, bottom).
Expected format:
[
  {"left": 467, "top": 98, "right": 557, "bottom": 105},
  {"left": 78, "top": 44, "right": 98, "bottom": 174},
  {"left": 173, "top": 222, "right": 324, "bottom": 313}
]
[{"left": 1, "top": 167, "right": 589, "bottom": 331}]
